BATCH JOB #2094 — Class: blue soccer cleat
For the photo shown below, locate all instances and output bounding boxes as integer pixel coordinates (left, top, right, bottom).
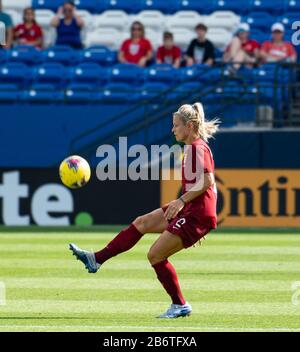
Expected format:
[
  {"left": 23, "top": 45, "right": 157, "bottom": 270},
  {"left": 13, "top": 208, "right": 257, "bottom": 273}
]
[
  {"left": 69, "top": 243, "right": 100, "bottom": 273},
  {"left": 157, "top": 302, "right": 192, "bottom": 319}
]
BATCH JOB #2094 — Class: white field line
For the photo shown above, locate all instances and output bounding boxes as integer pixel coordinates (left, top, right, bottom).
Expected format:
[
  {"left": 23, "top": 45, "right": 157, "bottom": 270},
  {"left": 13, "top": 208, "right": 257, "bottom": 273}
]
[
  {"left": 2, "top": 260, "right": 300, "bottom": 272},
  {"left": 2, "top": 277, "right": 295, "bottom": 291}
]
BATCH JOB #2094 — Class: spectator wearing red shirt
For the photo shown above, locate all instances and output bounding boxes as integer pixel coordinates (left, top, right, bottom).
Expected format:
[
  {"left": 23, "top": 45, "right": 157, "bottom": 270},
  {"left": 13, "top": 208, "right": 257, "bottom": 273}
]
[
  {"left": 14, "top": 7, "right": 43, "bottom": 48},
  {"left": 118, "top": 21, "right": 153, "bottom": 67},
  {"left": 223, "top": 23, "right": 260, "bottom": 71},
  {"left": 157, "top": 32, "right": 181, "bottom": 68},
  {"left": 261, "top": 23, "right": 297, "bottom": 63}
]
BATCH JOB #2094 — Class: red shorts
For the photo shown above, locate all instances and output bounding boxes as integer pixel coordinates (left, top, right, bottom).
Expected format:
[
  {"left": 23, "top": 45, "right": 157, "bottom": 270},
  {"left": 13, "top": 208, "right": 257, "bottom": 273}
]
[{"left": 162, "top": 206, "right": 216, "bottom": 248}]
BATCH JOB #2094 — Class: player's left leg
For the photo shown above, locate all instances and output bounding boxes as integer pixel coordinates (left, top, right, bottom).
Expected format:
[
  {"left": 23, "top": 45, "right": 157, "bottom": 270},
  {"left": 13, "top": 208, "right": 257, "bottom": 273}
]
[{"left": 147, "top": 231, "right": 192, "bottom": 318}]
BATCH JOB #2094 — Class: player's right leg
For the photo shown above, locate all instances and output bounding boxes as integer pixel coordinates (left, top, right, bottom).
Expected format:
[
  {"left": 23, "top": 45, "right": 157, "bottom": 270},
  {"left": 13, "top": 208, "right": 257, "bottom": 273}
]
[{"left": 69, "top": 208, "right": 168, "bottom": 273}]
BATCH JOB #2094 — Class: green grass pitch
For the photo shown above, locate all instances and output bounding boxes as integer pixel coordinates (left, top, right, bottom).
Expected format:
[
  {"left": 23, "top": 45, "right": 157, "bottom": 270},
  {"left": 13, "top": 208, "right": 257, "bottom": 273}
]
[{"left": 1, "top": 227, "right": 300, "bottom": 332}]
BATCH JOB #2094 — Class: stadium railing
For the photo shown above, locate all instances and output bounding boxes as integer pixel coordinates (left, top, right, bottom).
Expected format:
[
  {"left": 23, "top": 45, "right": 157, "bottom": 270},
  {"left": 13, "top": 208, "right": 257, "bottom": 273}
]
[{"left": 279, "top": 62, "right": 300, "bottom": 126}]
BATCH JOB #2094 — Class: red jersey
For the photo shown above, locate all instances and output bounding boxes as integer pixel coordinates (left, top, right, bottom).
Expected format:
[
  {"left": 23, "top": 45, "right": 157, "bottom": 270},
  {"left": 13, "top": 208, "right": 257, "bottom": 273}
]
[
  {"left": 226, "top": 38, "right": 260, "bottom": 56},
  {"left": 14, "top": 23, "right": 43, "bottom": 48},
  {"left": 181, "top": 138, "right": 217, "bottom": 227},
  {"left": 261, "top": 41, "right": 297, "bottom": 61},
  {"left": 157, "top": 45, "right": 181, "bottom": 64},
  {"left": 121, "top": 38, "right": 152, "bottom": 64},
  {"left": 241, "top": 39, "right": 260, "bottom": 55}
]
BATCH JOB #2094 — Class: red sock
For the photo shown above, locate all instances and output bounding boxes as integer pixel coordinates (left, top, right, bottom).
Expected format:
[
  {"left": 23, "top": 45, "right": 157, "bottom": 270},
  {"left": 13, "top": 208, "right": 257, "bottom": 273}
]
[
  {"left": 152, "top": 259, "right": 186, "bottom": 305},
  {"left": 94, "top": 224, "right": 143, "bottom": 264}
]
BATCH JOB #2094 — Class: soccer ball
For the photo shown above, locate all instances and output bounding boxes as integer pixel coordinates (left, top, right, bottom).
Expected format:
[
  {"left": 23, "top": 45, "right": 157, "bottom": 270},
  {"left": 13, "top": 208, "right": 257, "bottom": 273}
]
[{"left": 59, "top": 155, "right": 91, "bottom": 189}]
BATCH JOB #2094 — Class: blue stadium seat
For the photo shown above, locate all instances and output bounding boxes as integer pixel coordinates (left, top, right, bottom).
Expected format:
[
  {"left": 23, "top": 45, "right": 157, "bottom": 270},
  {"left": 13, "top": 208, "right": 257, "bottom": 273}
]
[
  {"left": 109, "top": 64, "right": 143, "bottom": 83},
  {"left": 102, "top": 0, "right": 141, "bottom": 13},
  {"left": 80, "top": 46, "right": 117, "bottom": 66},
  {"left": 212, "top": 81, "right": 257, "bottom": 101},
  {"left": 179, "top": 65, "right": 205, "bottom": 82},
  {"left": 178, "top": 0, "right": 214, "bottom": 14},
  {"left": 243, "top": 12, "right": 274, "bottom": 30},
  {"left": 139, "top": 0, "right": 179, "bottom": 14},
  {"left": 32, "top": 0, "right": 63, "bottom": 11},
  {"left": 257, "top": 86, "right": 275, "bottom": 104},
  {"left": 285, "top": 29, "right": 297, "bottom": 45},
  {"left": 213, "top": 0, "right": 250, "bottom": 15},
  {"left": 253, "top": 64, "right": 277, "bottom": 82},
  {"left": 250, "top": 28, "right": 270, "bottom": 43},
  {"left": 33, "top": 0, "right": 100, "bottom": 12},
  {"left": 145, "top": 64, "right": 179, "bottom": 83},
  {"left": 284, "top": 0, "right": 300, "bottom": 12},
  {"left": 296, "top": 46, "right": 300, "bottom": 62},
  {"left": 72, "top": 0, "right": 99, "bottom": 12},
  {"left": 0, "top": 63, "right": 31, "bottom": 88},
  {"left": 239, "top": 66, "right": 284, "bottom": 89},
  {"left": 23, "top": 84, "right": 65, "bottom": 103},
  {"left": 220, "top": 82, "right": 243, "bottom": 99},
  {"left": 238, "top": 67, "right": 256, "bottom": 83},
  {"left": 168, "top": 81, "right": 203, "bottom": 101},
  {"left": 0, "top": 84, "right": 21, "bottom": 102},
  {"left": 65, "top": 83, "right": 100, "bottom": 103},
  {"left": 0, "top": 50, "right": 7, "bottom": 64},
  {"left": 179, "top": 65, "right": 221, "bottom": 83},
  {"left": 275, "top": 65, "right": 294, "bottom": 83},
  {"left": 33, "top": 63, "right": 69, "bottom": 87},
  {"left": 42, "top": 46, "right": 78, "bottom": 65},
  {"left": 138, "top": 83, "right": 169, "bottom": 101},
  {"left": 278, "top": 12, "right": 300, "bottom": 30},
  {"left": 70, "top": 63, "right": 108, "bottom": 85},
  {"left": 292, "top": 38, "right": 300, "bottom": 62},
  {"left": 250, "top": 0, "right": 284, "bottom": 14},
  {"left": 214, "top": 47, "right": 223, "bottom": 62},
  {"left": 244, "top": 86, "right": 261, "bottom": 101},
  {"left": 204, "top": 67, "right": 223, "bottom": 82},
  {"left": 102, "top": 83, "right": 135, "bottom": 103},
  {"left": 7, "top": 46, "right": 42, "bottom": 65}
]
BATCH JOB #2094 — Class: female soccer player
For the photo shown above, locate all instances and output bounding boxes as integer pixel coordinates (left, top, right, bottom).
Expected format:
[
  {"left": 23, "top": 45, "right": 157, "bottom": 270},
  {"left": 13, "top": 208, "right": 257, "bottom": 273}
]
[{"left": 70, "top": 102, "right": 220, "bottom": 318}]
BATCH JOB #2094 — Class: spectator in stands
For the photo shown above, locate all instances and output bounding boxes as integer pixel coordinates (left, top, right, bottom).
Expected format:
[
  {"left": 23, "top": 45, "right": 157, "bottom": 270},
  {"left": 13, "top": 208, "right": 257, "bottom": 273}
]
[
  {"left": 118, "top": 21, "right": 153, "bottom": 67},
  {"left": 185, "top": 23, "right": 215, "bottom": 66},
  {"left": 51, "top": 1, "right": 84, "bottom": 49},
  {"left": 0, "top": 0, "right": 13, "bottom": 49},
  {"left": 223, "top": 23, "right": 260, "bottom": 71},
  {"left": 260, "top": 23, "right": 297, "bottom": 63},
  {"left": 14, "top": 8, "right": 43, "bottom": 49},
  {"left": 156, "top": 32, "right": 181, "bottom": 68}
]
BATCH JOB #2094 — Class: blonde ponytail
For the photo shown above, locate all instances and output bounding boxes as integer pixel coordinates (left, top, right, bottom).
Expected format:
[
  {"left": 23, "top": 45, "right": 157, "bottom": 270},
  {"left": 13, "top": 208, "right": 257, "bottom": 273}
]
[{"left": 174, "top": 102, "right": 220, "bottom": 142}]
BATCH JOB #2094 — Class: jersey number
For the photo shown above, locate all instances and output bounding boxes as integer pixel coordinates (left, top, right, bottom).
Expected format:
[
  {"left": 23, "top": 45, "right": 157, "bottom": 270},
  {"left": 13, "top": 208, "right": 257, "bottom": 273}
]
[{"left": 173, "top": 218, "right": 186, "bottom": 230}]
